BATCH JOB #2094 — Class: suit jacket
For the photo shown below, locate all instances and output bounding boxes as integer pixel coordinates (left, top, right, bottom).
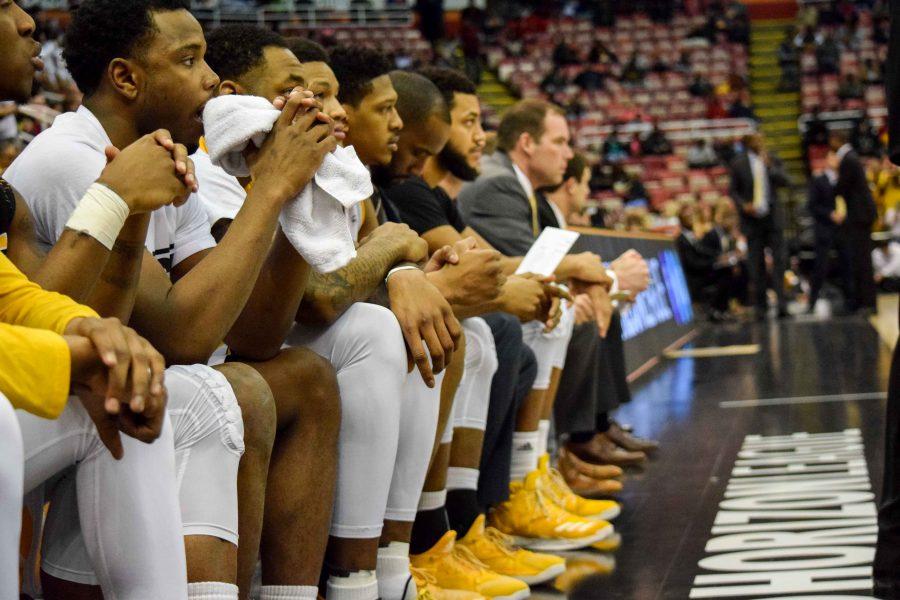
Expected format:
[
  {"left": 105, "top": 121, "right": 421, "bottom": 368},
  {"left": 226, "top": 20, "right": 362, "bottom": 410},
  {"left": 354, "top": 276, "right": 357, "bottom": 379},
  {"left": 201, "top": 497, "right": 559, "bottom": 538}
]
[
  {"left": 458, "top": 152, "right": 540, "bottom": 256},
  {"left": 806, "top": 172, "right": 839, "bottom": 234},
  {"left": 728, "top": 151, "right": 790, "bottom": 230},
  {"left": 835, "top": 149, "right": 877, "bottom": 227}
]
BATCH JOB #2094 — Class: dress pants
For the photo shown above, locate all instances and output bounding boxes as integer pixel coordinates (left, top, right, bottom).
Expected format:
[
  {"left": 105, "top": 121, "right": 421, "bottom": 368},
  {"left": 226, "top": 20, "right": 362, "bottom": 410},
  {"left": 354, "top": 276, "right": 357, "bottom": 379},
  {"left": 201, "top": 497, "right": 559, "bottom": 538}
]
[
  {"left": 845, "top": 224, "right": 877, "bottom": 311},
  {"left": 554, "top": 314, "right": 630, "bottom": 437},
  {"left": 809, "top": 224, "right": 852, "bottom": 309},
  {"left": 477, "top": 313, "right": 536, "bottom": 509},
  {"left": 744, "top": 215, "right": 787, "bottom": 312}
]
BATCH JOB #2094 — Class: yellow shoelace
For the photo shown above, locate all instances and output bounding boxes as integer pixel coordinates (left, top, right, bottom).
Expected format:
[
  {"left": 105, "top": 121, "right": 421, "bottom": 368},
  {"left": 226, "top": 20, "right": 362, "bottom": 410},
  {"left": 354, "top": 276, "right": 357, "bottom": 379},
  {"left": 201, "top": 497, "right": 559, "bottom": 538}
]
[{"left": 482, "top": 526, "right": 520, "bottom": 557}]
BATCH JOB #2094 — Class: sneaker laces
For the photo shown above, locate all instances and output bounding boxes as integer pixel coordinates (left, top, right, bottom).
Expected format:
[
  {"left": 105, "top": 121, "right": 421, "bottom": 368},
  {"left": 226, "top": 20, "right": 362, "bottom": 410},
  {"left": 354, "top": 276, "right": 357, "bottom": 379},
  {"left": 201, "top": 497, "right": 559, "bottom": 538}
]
[
  {"left": 482, "top": 527, "right": 519, "bottom": 557},
  {"left": 411, "top": 567, "right": 437, "bottom": 587},
  {"left": 453, "top": 543, "right": 493, "bottom": 573}
]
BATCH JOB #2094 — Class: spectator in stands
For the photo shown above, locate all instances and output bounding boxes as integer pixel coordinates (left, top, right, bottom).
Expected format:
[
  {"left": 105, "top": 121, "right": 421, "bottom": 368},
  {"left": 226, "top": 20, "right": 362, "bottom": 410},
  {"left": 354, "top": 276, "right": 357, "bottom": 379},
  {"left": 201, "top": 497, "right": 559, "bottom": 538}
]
[
  {"left": 588, "top": 39, "right": 618, "bottom": 65},
  {"left": 552, "top": 39, "right": 580, "bottom": 67},
  {"left": 574, "top": 64, "right": 606, "bottom": 92},
  {"left": 795, "top": 25, "right": 823, "bottom": 49},
  {"left": 728, "top": 95, "right": 757, "bottom": 121},
  {"left": 778, "top": 29, "right": 800, "bottom": 91},
  {"left": 627, "top": 131, "right": 642, "bottom": 158},
  {"left": 641, "top": 120, "right": 673, "bottom": 156},
  {"left": 540, "top": 67, "right": 569, "bottom": 96},
  {"left": 707, "top": 95, "right": 729, "bottom": 119},
  {"left": 650, "top": 51, "right": 671, "bottom": 74},
  {"left": 601, "top": 125, "right": 629, "bottom": 163},
  {"left": 874, "top": 14, "right": 890, "bottom": 44},
  {"left": 804, "top": 106, "right": 830, "bottom": 148},
  {"left": 415, "top": 0, "right": 446, "bottom": 49},
  {"left": 674, "top": 50, "right": 693, "bottom": 75},
  {"left": 729, "top": 133, "right": 791, "bottom": 319},
  {"left": 621, "top": 51, "right": 648, "bottom": 86},
  {"left": 689, "top": 73, "right": 714, "bottom": 98},
  {"left": 853, "top": 118, "right": 883, "bottom": 157},
  {"left": 687, "top": 138, "right": 719, "bottom": 168},
  {"left": 838, "top": 73, "right": 866, "bottom": 101},
  {"left": 873, "top": 239, "right": 900, "bottom": 292},
  {"left": 862, "top": 58, "right": 885, "bottom": 85},
  {"left": 877, "top": 158, "right": 900, "bottom": 234},
  {"left": 816, "top": 33, "right": 841, "bottom": 75}
]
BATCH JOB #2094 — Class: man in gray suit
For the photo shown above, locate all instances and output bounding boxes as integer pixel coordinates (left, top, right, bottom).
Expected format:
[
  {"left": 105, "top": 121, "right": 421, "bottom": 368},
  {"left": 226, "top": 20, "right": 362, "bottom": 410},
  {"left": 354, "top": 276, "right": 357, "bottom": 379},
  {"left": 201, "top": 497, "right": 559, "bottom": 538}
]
[{"left": 459, "top": 99, "right": 657, "bottom": 472}]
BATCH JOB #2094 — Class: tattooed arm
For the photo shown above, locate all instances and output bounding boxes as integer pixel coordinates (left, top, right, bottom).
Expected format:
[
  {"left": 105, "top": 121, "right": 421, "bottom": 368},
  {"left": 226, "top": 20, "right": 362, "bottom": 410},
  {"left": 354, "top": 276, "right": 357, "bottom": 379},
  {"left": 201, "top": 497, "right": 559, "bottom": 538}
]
[{"left": 296, "top": 221, "right": 428, "bottom": 325}]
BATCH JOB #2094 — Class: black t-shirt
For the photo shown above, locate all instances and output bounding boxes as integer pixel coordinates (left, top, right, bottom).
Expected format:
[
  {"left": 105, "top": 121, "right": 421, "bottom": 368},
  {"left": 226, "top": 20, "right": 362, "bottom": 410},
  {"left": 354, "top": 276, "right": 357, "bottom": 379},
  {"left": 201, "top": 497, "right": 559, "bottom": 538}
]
[{"left": 382, "top": 175, "right": 467, "bottom": 236}]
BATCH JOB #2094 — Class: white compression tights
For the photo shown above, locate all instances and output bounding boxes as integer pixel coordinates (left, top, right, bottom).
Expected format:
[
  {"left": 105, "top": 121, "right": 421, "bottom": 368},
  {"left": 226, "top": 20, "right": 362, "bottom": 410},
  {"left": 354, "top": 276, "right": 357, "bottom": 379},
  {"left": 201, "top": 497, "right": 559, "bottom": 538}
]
[
  {"left": 520, "top": 302, "right": 576, "bottom": 390},
  {"left": 0, "top": 395, "right": 22, "bottom": 600},
  {"left": 17, "top": 398, "right": 187, "bottom": 600},
  {"left": 446, "top": 318, "right": 498, "bottom": 491},
  {"left": 37, "top": 364, "right": 245, "bottom": 590},
  {"left": 289, "top": 303, "right": 438, "bottom": 537}
]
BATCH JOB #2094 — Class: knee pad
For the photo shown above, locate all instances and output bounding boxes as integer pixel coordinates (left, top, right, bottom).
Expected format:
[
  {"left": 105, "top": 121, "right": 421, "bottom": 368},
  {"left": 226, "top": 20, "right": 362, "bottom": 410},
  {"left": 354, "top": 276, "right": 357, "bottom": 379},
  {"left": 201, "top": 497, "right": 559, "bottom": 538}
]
[{"left": 452, "top": 319, "right": 497, "bottom": 432}]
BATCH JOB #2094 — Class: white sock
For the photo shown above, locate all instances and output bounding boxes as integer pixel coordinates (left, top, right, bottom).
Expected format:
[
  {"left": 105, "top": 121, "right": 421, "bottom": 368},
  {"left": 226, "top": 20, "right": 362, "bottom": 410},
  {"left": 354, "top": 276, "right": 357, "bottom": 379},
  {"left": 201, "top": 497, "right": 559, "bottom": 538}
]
[
  {"left": 326, "top": 571, "right": 378, "bottom": 600},
  {"left": 261, "top": 585, "right": 319, "bottom": 600},
  {"left": 188, "top": 582, "right": 239, "bottom": 600},
  {"left": 417, "top": 489, "right": 447, "bottom": 511},
  {"left": 446, "top": 467, "right": 480, "bottom": 491},
  {"left": 510, "top": 430, "right": 541, "bottom": 481},
  {"left": 537, "top": 420, "right": 551, "bottom": 458},
  {"left": 377, "top": 542, "right": 417, "bottom": 600}
]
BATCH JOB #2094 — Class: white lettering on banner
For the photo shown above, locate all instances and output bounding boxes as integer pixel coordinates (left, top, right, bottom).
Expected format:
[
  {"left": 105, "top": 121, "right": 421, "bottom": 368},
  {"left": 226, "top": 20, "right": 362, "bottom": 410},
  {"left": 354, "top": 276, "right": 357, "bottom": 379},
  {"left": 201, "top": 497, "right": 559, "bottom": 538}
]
[{"left": 689, "top": 430, "right": 877, "bottom": 599}]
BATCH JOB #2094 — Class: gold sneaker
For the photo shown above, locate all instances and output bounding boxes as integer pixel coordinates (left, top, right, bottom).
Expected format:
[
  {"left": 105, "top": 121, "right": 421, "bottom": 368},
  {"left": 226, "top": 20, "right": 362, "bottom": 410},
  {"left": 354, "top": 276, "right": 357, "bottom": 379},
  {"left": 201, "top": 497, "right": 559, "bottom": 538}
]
[
  {"left": 410, "top": 531, "right": 530, "bottom": 600},
  {"left": 458, "top": 514, "right": 566, "bottom": 585},
  {"left": 538, "top": 455, "right": 621, "bottom": 521}
]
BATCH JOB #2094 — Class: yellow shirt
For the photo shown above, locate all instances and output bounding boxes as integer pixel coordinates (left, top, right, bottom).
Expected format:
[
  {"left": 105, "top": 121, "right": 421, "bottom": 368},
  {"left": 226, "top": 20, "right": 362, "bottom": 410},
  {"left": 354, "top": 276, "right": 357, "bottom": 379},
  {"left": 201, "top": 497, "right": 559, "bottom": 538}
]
[{"left": 0, "top": 252, "right": 97, "bottom": 418}]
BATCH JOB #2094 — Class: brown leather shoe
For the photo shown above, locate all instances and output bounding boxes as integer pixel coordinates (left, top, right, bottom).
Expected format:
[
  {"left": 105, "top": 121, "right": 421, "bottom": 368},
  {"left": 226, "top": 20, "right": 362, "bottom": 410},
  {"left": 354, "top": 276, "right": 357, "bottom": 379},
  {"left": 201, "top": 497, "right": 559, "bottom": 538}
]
[
  {"left": 558, "top": 448, "right": 624, "bottom": 497},
  {"left": 606, "top": 421, "right": 659, "bottom": 454},
  {"left": 559, "top": 446, "right": 623, "bottom": 479},
  {"left": 566, "top": 433, "right": 647, "bottom": 468}
]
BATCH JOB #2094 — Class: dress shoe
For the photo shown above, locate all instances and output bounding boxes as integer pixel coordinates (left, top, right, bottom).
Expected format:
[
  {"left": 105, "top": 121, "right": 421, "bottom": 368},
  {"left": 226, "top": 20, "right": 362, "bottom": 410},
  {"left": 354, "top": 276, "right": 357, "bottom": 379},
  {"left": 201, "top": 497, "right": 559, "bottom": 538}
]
[
  {"left": 606, "top": 421, "right": 659, "bottom": 454},
  {"left": 557, "top": 448, "right": 624, "bottom": 497},
  {"left": 566, "top": 433, "right": 647, "bottom": 468}
]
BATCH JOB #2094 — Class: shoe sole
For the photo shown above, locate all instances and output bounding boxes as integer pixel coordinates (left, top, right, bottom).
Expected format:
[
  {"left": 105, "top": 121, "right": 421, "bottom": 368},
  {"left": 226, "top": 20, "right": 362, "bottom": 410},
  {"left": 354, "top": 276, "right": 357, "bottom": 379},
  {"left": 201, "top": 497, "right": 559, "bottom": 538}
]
[
  {"left": 582, "top": 504, "right": 621, "bottom": 522},
  {"left": 489, "top": 588, "right": 531, "bottom": 600},
  {"left": 513, "top": 523, "right": 614, "bottom": 552},
  {"left": 514, "top": 562, "right": 567, "bottom": 586}
]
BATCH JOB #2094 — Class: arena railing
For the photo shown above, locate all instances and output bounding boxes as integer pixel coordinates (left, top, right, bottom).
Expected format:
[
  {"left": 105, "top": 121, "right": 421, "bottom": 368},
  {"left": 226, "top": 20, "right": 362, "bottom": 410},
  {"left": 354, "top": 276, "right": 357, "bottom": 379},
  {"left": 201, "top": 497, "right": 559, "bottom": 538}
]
[{"left": 188, "top": 2, "right": 413, "bottom": 29}]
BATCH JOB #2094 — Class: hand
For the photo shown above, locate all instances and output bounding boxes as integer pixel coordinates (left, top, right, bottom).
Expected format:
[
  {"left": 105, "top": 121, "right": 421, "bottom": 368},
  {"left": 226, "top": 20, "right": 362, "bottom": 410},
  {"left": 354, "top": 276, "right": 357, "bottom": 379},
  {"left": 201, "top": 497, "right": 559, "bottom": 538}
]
[
  {"left": 830, "top": 210, "right": 846, "bottom": 224},
  {"left": 387, "top": 269, "right": 462, "bottom": 387},
  {"left": 742, "top": 203, "right": 758, "bottom": 217},
  {"left": 97, "top": 129, "right": 195, "bottom": 213},
  {"left": 566, "top": 252, "right": 613, "bottom": 288},
  {"left": 572, "top": 281, "right": 613, "bottom": 337},
  {"left": 573, "top": 293, "right": 595, "bottom": 325},
  {"left": 611, "top": 249, "right": 650, "bottom": 294},
  {"left": 428, "top": 246, "right": 506, "bottom": 306},
  {"left": 521, "top": 274, "right": 573, "bottom": 331},
  {"left": 499, "top": 274, "right": 548, "bottom": 323},
  {"left": 247, "top": 88, "right": 336, "bottom": 204},
  {"left": 65, "top": 317, "right": 167, "bottom": 428},
  {"left": 425, "top": 237, "right": 479, "bottom": 273},
  {"left": 366, "top": 222, "right": 429, "bottom": 265}
]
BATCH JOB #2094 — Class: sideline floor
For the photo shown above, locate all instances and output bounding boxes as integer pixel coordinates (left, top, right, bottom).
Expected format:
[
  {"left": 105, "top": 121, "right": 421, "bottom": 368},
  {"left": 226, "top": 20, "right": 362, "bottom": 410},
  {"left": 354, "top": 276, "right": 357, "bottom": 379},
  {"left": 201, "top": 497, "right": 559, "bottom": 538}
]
[{"left": 535, "top": 315, "right": 892, "bottom": 600}]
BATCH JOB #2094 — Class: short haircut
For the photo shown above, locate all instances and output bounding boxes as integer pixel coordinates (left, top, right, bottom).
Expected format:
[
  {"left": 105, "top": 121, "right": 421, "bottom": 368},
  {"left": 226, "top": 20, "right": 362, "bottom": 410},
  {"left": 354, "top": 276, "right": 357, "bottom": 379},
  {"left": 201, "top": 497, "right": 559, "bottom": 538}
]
[
  {"left": 545, "top": 152, "right": 588, "bottom": 193},
  {"left": 205, "top": 25, "right": 287, "bottom": 83},
  {"left": 417, "top": 66, "right": 477, "bottom": 109},
  {"left": 564, "top": 152, "right": 589, "bottom": 182},
  {"left": 328, "top": 45, "right": 393, "bottom": 107},
  {"left": 64, "top": 0, "right": 191, "bottom": 96},
  {"left": 286, "top": 37, "right": 329, "bottom": 64},
  {"left": 496, "top": 99, "right": 565, "bottom": 153},
  {"left": 389, "top": 70, "right": 450, "bottom": 126}
]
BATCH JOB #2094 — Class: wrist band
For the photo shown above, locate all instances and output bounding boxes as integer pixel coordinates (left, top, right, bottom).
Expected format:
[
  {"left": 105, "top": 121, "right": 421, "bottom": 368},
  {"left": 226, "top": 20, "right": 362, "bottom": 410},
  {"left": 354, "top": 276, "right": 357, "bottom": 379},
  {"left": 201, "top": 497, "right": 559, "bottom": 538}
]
[
  {"left": 65, "top": 183, "right": 130, "bottom": 250},
  {"left": 385, "top": 264, "right": 421, "bottom": 283}
]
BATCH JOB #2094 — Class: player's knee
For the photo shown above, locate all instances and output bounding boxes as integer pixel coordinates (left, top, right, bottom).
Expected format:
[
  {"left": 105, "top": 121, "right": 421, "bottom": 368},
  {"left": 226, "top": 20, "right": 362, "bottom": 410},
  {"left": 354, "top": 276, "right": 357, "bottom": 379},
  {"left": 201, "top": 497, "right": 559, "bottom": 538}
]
[
  {"left": 218, "top": 363, "right": 276, "bottom": 456},
  {"left": 278, "top": 346, "right": 342, "bottom": 436}
]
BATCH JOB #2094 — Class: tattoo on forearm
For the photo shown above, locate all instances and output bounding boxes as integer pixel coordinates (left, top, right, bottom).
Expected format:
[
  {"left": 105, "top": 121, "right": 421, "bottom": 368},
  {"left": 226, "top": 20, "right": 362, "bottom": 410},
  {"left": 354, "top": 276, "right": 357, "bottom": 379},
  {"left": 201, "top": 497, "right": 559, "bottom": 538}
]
[{"left": 304, "top": 238, "right": 400, "bottom": 313}]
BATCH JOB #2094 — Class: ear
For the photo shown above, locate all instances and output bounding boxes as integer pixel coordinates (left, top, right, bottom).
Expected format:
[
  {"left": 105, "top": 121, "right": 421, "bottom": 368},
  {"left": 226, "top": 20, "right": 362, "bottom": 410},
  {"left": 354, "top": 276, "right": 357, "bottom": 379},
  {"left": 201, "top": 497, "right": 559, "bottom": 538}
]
[
  {"left": 565, "top": 176, "right": 578, "bottom": 194},
  {"left": 108, "top": 58, "right": 141, "bottom": 101},
  {"left": 519, "top": 131, "right": 535, "bottom": 157},
  {"left": 217, "top": 80, "right": 242, "bottom": 96}
]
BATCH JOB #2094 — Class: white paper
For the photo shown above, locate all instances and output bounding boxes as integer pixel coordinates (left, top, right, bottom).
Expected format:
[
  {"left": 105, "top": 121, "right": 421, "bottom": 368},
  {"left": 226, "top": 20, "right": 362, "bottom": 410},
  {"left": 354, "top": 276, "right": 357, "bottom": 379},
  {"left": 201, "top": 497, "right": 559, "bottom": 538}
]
[{"left": 515, "top": 227, "right": 580, "bottom": 277}]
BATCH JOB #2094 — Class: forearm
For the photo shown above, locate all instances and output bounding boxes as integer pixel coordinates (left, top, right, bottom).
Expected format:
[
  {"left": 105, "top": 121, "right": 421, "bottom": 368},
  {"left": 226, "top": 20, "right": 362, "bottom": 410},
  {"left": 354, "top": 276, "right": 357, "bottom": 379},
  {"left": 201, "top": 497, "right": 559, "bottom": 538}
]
[
  {"left": 155, "top": 197, "right": 282, "bottom": 361},
  {"left": 500, "top": 255, "right": 523, "bottom": 276},
  {"left": 296, "top": 236, "right": 403, "bottom": 324},
  {"left": 226, "top": 229, "right": 310, "bottom": 360}
]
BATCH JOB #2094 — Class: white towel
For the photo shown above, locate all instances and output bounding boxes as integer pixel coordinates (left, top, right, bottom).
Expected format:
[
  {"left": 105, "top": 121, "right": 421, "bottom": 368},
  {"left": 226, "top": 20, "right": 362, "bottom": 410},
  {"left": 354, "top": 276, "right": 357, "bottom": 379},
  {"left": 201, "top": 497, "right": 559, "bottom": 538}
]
[{"left": 202, "top": 94, "right": 371, "bottom": 273}]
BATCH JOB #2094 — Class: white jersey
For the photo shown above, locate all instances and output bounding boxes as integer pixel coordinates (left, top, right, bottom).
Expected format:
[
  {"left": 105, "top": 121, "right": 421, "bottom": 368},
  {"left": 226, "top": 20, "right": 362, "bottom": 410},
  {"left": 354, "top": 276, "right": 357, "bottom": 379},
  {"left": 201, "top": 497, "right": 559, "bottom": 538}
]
[{"left": 5, "top": 106, "right": 216, "bottom": 272}]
